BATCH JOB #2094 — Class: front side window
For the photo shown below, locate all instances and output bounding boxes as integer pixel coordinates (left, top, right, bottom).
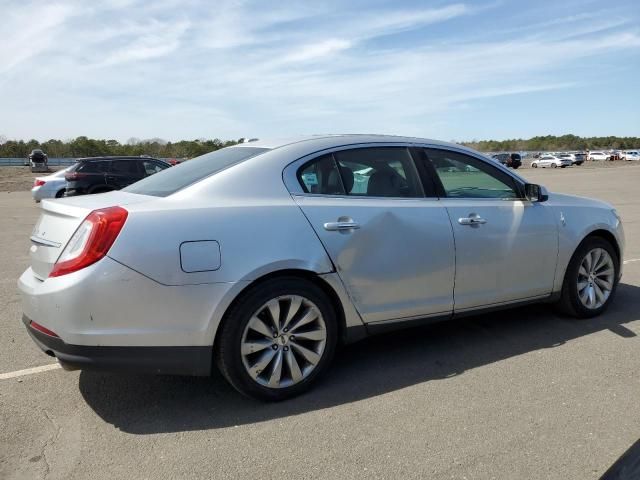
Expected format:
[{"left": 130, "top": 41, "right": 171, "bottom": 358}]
[{"left": 426, "top": 149, "right": 520, "bottom": 199}]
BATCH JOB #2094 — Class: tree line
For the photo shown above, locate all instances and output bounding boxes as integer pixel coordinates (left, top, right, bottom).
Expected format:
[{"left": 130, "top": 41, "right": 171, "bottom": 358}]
[
  {"left": 0, "top": 136, "right": 242, "bottom": 159},
  {"left": 462, "top": 134, "right": 640, "bottom": 152},
  {"left": 0, "top": 134, "right": 639, "bottom": 158}
]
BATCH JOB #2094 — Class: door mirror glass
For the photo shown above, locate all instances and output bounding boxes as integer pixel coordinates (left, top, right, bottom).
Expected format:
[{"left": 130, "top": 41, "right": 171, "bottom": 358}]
[{"left": 525, "top": 183, "right": 548, "bottom": 202}]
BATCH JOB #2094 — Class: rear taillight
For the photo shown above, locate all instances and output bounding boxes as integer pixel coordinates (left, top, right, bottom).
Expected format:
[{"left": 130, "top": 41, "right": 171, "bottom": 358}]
[
  {"left": 49, "top": 206, "right": 128, "bottom": 278},
  {"left": 64, "top": 172, "right": 88, "bottom": 181},
  {"left": 34, "top": 179, "right": 46, "bottom": 187}
]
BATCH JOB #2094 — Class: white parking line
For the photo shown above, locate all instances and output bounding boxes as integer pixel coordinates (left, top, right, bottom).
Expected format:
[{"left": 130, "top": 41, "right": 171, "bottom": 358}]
[
  {"left": 0, "top": 363, "right": 61, "bottom": 380},
  {"left": 624, "top": 258, "right": 640, "bottom": 265}
]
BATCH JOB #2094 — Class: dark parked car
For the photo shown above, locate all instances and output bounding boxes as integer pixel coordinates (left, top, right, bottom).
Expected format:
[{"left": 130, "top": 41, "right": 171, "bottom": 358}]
[
  {"left": 64, "top": 156, "right": 170, "bottom": 197},
  {"left": 28, "top": 149, "right": 48, "bottom": 172},
  {"left": 491, "top": 153, "right": 522, "bottom": 169}
]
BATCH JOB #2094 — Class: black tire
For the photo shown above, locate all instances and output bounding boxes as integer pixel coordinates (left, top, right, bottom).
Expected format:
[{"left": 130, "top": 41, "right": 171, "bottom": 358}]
[
  {"left": 561, "top": 165, "right": 566, "bottom": 168},
  {"left": 512, "top": 165, "right": 520, "bottom": 170},
  {"left": 532, "top": 163, "right": 538, "bottom": 168},
  {"left": 55, "top": 189, "right": 66, "bottom": 198},
  {"left": 215, "top": 277, "right": 338, "bottom": 401},
  {"left": 556, "top": 237, "right": 620, "bottom": 318},
  {"left": 551, "top": 164, "right": 558, "bottom": 168}
]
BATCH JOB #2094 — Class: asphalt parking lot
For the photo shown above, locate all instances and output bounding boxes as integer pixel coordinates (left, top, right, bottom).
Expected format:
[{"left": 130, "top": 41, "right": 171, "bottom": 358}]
[{"left": 1, "top": 163, "right": 639, "bottom": 480}]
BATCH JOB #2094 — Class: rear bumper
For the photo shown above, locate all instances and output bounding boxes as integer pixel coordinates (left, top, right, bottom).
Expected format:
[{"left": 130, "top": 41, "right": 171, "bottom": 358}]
[{"left": 23, "top": 315, "right": 212, "bottom": 376}]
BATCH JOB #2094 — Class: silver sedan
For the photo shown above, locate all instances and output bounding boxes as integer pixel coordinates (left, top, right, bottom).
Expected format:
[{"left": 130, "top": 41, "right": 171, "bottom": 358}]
[
  {"left": 31, "top": 166, "right": 72, "bottom": 202},
  {"left": 18, "top": 135, "right": 625, "bottom": 400}
]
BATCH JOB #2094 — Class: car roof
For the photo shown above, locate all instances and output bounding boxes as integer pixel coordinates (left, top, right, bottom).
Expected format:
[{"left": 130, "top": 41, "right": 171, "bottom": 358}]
[
  {"left": 233, "top": 134, "right": 464, "bottom": 151},
  {"left": 76, "top": 156, "right": 161, "bottom": 162}
]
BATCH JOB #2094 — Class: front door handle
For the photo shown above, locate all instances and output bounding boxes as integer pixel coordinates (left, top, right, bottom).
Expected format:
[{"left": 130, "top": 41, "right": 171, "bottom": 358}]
[
  {"left": 458, "top": 213, "right": 487, "bottom": 226},
  {"left": 323, "top": 219, "right": 360, "bottom": 232}
]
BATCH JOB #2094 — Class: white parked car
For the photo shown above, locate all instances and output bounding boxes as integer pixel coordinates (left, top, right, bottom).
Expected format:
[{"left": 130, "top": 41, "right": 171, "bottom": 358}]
[
  {"left": 622, "top": 151, "right": 640, "bottom": 161},
  {"left": 18, "top": 135, "right": 625, "bottom": 400},
  {"left": 588, "top": 151, "right": 609, "bottom": 161},
  {"left": 31, "top": 166, "right": 73, "bottom": 202},
  {"left": 531, "top": 155, "right": 572, "bottom": 168}
]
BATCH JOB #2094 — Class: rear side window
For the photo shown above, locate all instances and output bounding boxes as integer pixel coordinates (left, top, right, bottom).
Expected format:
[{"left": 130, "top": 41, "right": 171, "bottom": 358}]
[
  {"left": 124, "top": 147, "right": 269, "bottom": 197},
  {"left": 77, "top": 161, "right": 108, "bottom": 173},
  {"left": 297, "top": 147, "right": 423, "bottom": 198},
  {"left": 299, "top": 154, "right": 345, "bottom": 195},
  {"left": 110, "top": 160, "right": 141, "bottom": 175}
]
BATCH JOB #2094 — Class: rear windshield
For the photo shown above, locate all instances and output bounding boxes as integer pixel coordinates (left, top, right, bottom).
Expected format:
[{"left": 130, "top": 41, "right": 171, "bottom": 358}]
[{"left": 123, "top": 146, "right": 269, "bottom": 197}]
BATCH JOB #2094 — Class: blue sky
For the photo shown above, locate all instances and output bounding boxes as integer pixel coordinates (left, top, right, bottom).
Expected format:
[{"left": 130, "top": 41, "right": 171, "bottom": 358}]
[{"left": 1, "top": 0, "right": 638, "bottom": 142}]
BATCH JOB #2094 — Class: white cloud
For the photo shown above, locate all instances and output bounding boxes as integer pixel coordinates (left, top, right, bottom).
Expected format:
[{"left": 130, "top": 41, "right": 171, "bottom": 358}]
[
  {"left": 282, "top": 39, "right": 353, "bottom": 63},
  {"left": 0, "top": 3, "right": 76, "bottom": 74},
  {"left": 95, "top": 20, "right": 190, "bottom": 67}
]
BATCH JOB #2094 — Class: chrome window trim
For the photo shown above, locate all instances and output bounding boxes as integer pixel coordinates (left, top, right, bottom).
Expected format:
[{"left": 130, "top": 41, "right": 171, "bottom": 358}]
[{"left": 282, "top": 141, "right": 528, "bottom": 199}]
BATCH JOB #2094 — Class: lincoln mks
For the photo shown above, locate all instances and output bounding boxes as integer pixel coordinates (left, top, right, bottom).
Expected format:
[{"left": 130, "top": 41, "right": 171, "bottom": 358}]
[{"left": 19, "top": 135, "right": 624, "bottom": 400}]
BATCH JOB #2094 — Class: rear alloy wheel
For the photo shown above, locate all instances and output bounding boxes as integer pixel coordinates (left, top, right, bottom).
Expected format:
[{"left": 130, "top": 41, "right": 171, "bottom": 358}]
[
  {"left": 551, "top": 163, "right": 558, "bottom": 168},
  {"left": 557, "top": 237, "right": 619, "bottom": 318},
  {"left": 216, "top": 277, "right": 337, "bottom": 401},
  {"left": 532, "top": 163, "right": 538, "bottom": 168}
]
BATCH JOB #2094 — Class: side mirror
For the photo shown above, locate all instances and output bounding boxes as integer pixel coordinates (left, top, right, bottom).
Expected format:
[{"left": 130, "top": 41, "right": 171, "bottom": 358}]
[{"left": 525, "top": 183, "right": 548, "bottom": 202}]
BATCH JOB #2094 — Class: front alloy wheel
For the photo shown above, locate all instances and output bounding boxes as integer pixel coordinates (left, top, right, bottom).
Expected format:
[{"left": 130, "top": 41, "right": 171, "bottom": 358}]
[
  {"left": 576, "top": 248, "right": 615, "bottom": 310},
  {"left": 557, "top": 237, "right": 619, "bottom": 318}
]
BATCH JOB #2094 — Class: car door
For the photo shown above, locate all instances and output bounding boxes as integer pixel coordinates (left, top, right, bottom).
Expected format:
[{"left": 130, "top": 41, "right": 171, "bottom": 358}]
[
  {"left": 421, "top": 147, "right": 558, "bottom": 311},
  {"left": 291, "top": 146, "right": 455, "bottom": 324},
  {"left": 107, "top": 160, "right": 144, "bottom": 189}
]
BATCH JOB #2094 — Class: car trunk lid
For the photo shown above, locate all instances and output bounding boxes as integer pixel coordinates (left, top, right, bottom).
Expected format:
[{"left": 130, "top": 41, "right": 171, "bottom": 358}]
[{"left": 29, "top": 191, "right": 152, "bottom": 279}]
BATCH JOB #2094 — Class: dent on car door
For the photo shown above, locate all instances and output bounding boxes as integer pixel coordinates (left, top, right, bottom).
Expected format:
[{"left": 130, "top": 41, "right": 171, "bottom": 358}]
[
  {"left": 421, "top": 148, "right": 558, "bottom": 311},
  {"left": 292, "top": 147, "right": 455, "bottom": 324}
]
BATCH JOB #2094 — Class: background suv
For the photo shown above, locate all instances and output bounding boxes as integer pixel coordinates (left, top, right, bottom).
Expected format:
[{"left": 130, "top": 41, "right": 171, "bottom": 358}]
[
  {"left": 64, "top": 156, "right": 170, "bottom": 197},
  {"left": 491, "top": 153, "right": 522, "bottom": 169}
]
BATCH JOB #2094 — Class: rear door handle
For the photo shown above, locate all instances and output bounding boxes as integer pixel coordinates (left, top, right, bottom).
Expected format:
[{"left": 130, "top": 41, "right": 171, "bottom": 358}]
[
  {"left": 458, "top": 213, "right": 487, "bottom": 226},
  {"left": 323, "top": 221, "right": 360, "bottom": 232}
]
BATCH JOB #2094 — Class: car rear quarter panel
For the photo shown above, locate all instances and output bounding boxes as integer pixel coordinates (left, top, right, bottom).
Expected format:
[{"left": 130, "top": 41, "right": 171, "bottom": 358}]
[
  {"left": 19, "top": 258, "right": 236, "bottom": 347},
  {"left": 106, "top": 149, "right": 339, "bottom": 286}
]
